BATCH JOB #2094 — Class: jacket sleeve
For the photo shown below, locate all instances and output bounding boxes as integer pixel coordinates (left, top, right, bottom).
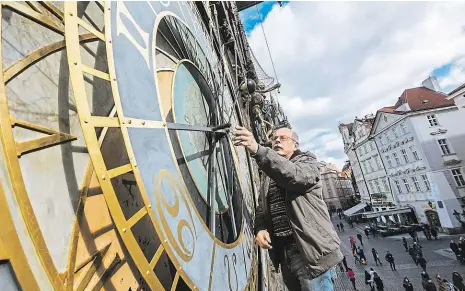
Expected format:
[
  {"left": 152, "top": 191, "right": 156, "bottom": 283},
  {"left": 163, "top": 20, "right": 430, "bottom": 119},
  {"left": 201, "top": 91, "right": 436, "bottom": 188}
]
[
  {"left": 254, "top": 191, "right": 267, "bottom": 235},
  {"left": 252, "top": 145, "right": 320, "bottom": 193}
]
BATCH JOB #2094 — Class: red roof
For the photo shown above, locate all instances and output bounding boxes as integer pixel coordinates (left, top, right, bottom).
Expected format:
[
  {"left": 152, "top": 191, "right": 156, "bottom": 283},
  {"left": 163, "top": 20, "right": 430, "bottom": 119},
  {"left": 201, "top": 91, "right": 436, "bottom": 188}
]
[{"left": 393, "top": 87, "right": 454, "bottom": 112}]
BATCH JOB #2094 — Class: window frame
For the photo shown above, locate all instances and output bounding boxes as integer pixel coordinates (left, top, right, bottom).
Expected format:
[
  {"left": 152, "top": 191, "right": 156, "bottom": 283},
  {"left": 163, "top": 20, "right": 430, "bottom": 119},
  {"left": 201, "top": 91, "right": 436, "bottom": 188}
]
[
  {"left": 452, "top": 168, "right": 465, "bottom": 187},
  {"left": 401, "top": 148, "right": 409, "bottom": 163},
  {"left": 374, "top": 179, "right": 382, "bottom": 193},
  {"left": 438, "top": 138, "right": 452, "bottom": 155},
  {"left": 400, "top": 122, "right": 408, "bottom": 134},
  {"left": 382, "top": 178, "right": 389, "bottom": 192},
  {"left": 393, "top": 152, "right": 401, "bottom": 166},
  {"left": 402, "top": 178, "right": 410, "bottom": 193},
  {"left": 394, "top": 180, "right": 402, "bottom": 193},
  {"left": 427, "top": 114, "right": 439, "bottom": 127},
  {"left": 421, "top": 174, "right": 431, "bottom": 191},
  {"left": 411, "top": 176, "right": 421, "bottom": 192},
  {"left": 410, "top": 145, "right": 420, "bottom": 161},
  {"left": 386, "top": 155, "right": 393, "bottom": 168}
]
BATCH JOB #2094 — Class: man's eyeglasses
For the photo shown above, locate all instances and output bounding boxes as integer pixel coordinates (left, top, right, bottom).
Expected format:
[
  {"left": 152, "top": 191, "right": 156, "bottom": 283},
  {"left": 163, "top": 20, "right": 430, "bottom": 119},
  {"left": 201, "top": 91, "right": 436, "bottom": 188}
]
[{"left": 271, "top": 135, "right": 295, "bottom": 143}]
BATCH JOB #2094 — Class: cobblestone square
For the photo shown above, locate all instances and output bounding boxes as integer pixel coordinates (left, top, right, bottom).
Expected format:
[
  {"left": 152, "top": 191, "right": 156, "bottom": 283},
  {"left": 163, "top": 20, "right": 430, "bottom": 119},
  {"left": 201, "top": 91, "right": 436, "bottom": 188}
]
[{"left": 332, "top": 218, "right": 465, "bottom": 290}]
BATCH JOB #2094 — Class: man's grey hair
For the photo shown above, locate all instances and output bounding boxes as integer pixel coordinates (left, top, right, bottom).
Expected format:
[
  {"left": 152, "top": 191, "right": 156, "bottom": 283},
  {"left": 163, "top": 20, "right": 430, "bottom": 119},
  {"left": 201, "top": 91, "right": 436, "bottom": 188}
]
[{"left": 273, "top": 126, "right": 299, "bottom": 146}]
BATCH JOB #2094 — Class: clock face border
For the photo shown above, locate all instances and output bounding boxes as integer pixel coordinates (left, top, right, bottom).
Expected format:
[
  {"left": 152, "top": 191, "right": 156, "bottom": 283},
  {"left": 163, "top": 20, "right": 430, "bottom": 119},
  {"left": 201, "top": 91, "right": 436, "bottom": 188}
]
[{"left": 63, "top": 2, "right": 257, "bottom": 291}]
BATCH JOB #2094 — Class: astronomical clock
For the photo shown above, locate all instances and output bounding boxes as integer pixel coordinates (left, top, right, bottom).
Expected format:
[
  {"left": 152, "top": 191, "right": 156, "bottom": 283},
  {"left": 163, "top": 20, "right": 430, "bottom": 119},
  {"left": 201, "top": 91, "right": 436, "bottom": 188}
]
[{"left": 0, "top": 1, "right": 263, "bottom": 290}]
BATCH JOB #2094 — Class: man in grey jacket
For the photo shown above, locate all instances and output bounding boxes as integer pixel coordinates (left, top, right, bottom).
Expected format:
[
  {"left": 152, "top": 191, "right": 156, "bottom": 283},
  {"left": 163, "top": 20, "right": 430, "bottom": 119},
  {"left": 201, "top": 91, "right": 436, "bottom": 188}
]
[{"left": 233, "top": 126, "right": 343, "bottom": 291}]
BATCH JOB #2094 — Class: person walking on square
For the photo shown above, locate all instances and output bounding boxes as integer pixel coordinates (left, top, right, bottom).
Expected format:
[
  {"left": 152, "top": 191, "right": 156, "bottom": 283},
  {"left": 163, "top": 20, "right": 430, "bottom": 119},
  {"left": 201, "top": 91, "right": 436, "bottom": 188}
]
[
  {"left": 358, "top": 246, "right": 367, "bottom": 264},
  {"left": 336, "top": 224, "right": 340, "bottom": 232},
  {"left": 371, "top": 248, "right": 382, "bottom": 266},
  {"left": 403, "top": 277, "right": 414, "bottom": 291},
  {"left": 431, "top": 227, "right": 438, "bottom": 240},
  {"left": 402, "top": 237, "right": 408, "bottom": 252},
  {"left": 364, "top": 227, "right": 370, "bottom": 239},
  {"left": 340, "top": 222, "right": 345, "bottom": 232},
  {"left": 365, "top": 270, "right": 373, "bottom": 290},
  {"left": 373, "top": 272, "right": 384, "bottom": 291},
  {"left": 450, "top": 240, "right": 459, "bottom": 259},
  {"left": 409, "top": 246, "right": 416, "bottom": 264},
  {"left": 357, "top": 233, "right": 364, "bottom": 246},
  {"left": 385, "top": 251, "right": 396, "bottom": 271},
  {"left": 346, "top": 268, "right": 356, "bottom": 290},
  {"left": 418, "top": 255, "right": 427, "bottom": 272},
  {"left": 342, "top": 255, "right": 349, "bottom": 272},
  {"left": 422, "top": 279, "right": 437, "bottom": 291},
  {"left": 350, "top": 236, "right": 356, "bottom": 248},
  {"left": 453, "top": 271, "right": 465, "bottom": 291},
  {"left": 241, "top": 126, "right": 343, "bottom": 291},
  {"left": 421, "top": 270, "right": 431, "bottom": 282}
]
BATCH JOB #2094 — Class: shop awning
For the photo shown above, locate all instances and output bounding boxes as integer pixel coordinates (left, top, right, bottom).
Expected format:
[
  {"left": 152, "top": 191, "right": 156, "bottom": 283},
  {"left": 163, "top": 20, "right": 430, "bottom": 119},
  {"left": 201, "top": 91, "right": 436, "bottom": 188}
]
[
  {"left": 361, "top": 207, "right": 412, "bottom": 219},
  {"left": 343, "top": 202, "right": 368, "bottom": 216}
]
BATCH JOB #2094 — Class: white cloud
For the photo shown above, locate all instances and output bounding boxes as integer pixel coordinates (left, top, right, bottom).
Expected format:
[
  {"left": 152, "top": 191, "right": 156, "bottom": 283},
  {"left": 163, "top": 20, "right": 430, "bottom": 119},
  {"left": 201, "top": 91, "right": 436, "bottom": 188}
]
[{"left": 246, "top": 2, "right": 465, "bottom": 168}]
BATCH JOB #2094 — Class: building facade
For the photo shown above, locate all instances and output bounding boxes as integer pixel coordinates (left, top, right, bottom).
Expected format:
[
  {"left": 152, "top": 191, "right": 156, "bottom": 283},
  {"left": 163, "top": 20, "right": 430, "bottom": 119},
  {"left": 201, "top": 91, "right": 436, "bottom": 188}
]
[
  {"left": 319, "top": 162, "right": 356, "bottom": 211},
  {"left": 339, "top": 116, "right": 396, "bottom": 212},
  {"left": 371, "top": 86, "right": 465, "bottom": 232}
]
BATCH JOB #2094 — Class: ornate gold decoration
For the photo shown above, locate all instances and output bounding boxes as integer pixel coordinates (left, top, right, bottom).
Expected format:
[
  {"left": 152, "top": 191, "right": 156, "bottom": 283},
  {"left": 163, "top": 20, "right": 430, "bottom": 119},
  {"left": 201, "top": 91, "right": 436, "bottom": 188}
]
[{"left": 155, "top": 169, "right": 196, "bottom": 262}]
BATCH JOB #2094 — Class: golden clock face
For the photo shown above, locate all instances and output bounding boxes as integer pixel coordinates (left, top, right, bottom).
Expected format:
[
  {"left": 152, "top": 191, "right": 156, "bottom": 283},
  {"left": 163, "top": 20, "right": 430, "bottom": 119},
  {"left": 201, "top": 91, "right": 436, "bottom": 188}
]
[{"left": 0, "top": 1, "right": 257, "bottom": 291}]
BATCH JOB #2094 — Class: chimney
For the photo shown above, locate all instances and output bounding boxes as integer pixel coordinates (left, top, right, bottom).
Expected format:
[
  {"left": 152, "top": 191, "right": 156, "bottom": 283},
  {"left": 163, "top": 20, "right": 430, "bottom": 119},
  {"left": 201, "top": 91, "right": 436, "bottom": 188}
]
[{"left": 422, "top": 76, "right": 441, "bottom": 92}]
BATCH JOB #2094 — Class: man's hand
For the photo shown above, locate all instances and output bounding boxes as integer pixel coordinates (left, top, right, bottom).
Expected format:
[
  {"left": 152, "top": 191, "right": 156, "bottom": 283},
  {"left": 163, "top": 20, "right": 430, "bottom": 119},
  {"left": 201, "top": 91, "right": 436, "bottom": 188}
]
[
  {"left": 256, "top": 230, "right": 272, "bottom": 249},
  {"left": 232, "top": 126, "right": 258, "bottom": 154}
]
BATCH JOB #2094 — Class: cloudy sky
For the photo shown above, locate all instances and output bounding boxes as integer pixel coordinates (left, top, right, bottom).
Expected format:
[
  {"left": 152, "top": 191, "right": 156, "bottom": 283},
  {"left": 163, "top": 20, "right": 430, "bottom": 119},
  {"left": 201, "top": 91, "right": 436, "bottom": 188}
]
[{"left": 240, "top": 2, "right": 465, "bottom": 170}]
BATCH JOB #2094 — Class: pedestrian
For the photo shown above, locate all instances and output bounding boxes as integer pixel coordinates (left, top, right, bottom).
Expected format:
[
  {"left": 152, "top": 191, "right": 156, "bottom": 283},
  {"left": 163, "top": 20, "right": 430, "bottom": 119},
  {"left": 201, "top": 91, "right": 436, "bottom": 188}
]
[
  {"left": 418, "top": 255, "right": 427, "bottom": 271},
  {"left": 350, "top": 236, "right": 356, "bottom": 247},
  {"left": 369, "top": 268, "right": 376, "bottom": 291},
  {"left": 340, "top": 222, "right": 345, "bottom": 232},
  {"left": 357, "top": 233, "right": 364, "bottom": 246},
  {"left": 244, "top": 126, "right": 343, "bottom": 291},
  {"left": 337, "top": 224, "right": 340, "bottom": 232},
  {"left": 436, "top": 274, "right": 449, "bottom": 291},
  {"left": 453, "top": 271, "right": 465, "bottom": 291},
  {"left": 338, "top": 262, "right": 344, "bottom": 272},
  {"left": 364, "top": 227, "right": 370, "bottom": 239},
  {"left": 347, "top": 268, "right": 356, "bottom": 290},
  {"left": 374, "top": 272, "right": 384, "bottom": 291},
  {"left": 409, "top": 246, "right": 416, "bottom": 263},
  {"left": 458, "top": 238, "right": 465, "bottom": 252},
  {"left": 451, "top": 240, "right": 459, "bottom": 257},
  {"left": 422, "top": 279, "right": 438, "bottom": 291},
  {"left": 365, "top": 270, "right": 373, "bottom": 290},
  {"left": 403, "top": 237, "right": 408, "bottom": 252},
  {"left": 358, "top": 246, "right": 367, "bottom": 264},
  {"left": 403, "top": 277, "right": 414, "bottom": 291},
  {"left": 421, "top": 270, "right": 431, "bottom": 282},
  {"left": 385, "top": 251, "right": 396, "bottom": 271},
  {"left": 342, "top": 255, "right": 348, "bottom": 272},
  {"left": 372, "top": 248, "right": 382, "bottom": 266},
  {"left": 431, "top": 227, "right": 438, "bottom": 240},
  {"left": 414, "top": 242, "right": 423, "bottom": 257}
]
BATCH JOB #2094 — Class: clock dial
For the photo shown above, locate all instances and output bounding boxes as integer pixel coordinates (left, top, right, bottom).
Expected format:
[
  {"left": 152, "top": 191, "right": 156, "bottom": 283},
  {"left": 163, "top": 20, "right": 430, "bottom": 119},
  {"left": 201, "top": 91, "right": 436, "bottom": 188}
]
[{"left": 0, "top": 1, "right": 258, "bottom": 290}]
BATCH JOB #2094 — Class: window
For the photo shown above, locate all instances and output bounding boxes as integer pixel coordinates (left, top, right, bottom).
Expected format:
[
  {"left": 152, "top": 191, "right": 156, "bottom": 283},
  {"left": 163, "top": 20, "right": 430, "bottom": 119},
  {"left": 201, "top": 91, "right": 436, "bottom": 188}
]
[
  {"left": 362, "top": 161, "right": 368, "bottom": 173},
  {"left": 386, "top": 133, "right": 391, "bottom": 142},
  {"left": 411, "top": 176, "right": 421, "bottom": 192},
  {"left": 383, "top": 115, "right": 388, "bottom": 122},
  {"left": 393, "top": 152, "right": 400, "bottom": 166},
  {"left": 438, "top": 139, "right": 451, "bottom": 155},
  {"left": 370, "top": 142, "right": 375, "bottom": 151},
  {"left": 368, "top": 181, "right": 374, "bottom": 193},
  {"left": 374, "top": 179, "right": 382, "bottom": 193},
  {"left": 427, "top": 114, "right": 439, "bottom": 126},
  {"left": 401, "top": 149, "right": 409, "bottom": 163},
  {"left": 402, "top": 178, "right": 411, "bottom": 193},
  {"left": 410, "top": 146, "right": 420, "bottom": 161},
  {"left": 421, "top": 174, "right": 431, "bottom": 191},
  {"left": 401, "top": 122, "right": 408, "bottom": 134},
  {"left": 382, "top": 178, "right": 389, "bottom": 192},
  {"left": 386, "top": 155, "right": 393, "bottom": 168},
  {"left": 394, "top": 180, "right": 402, "bottom": 193},
  {"left": 452, "top": 169, "right": 465, "bottom": 187},
  {"left": 392, "top": 127, "right": 398, "bottom": 138},
  {"left": 368, "top": 158, "right": 374, "bottom": 172},
  {"left": 379, "top": 136, "right": 384, "bottom": 146},
  {"left": 375, "top": 156, "right": 382, "bottom": 169},
  {"left": 365, "top": 144, "right": 369, "bottom": 154}
]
